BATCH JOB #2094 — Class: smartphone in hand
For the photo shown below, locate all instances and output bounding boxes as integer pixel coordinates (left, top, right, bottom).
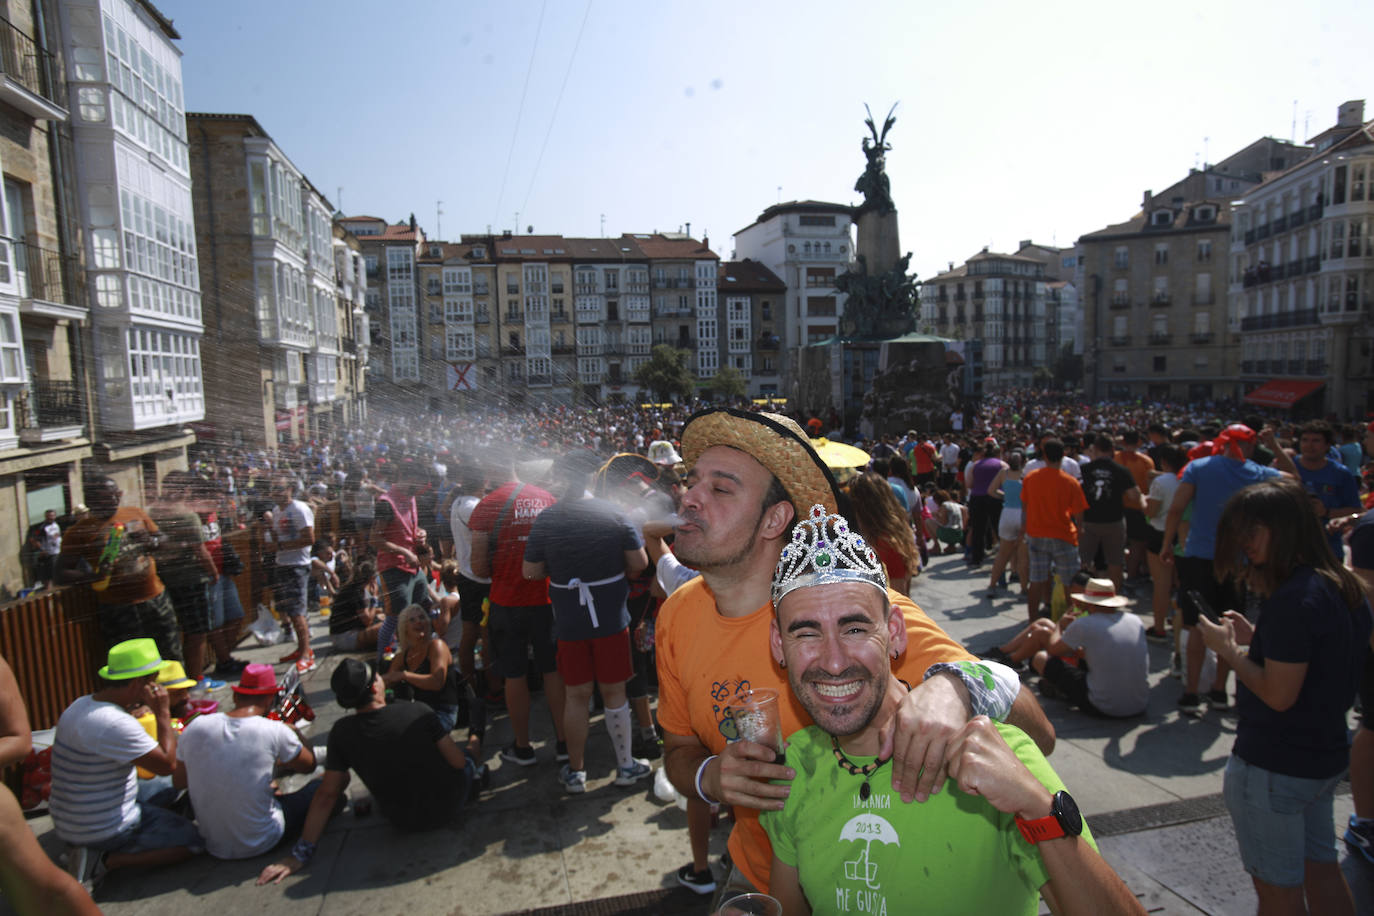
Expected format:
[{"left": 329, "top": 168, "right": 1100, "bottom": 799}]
[{"left": 1186, "top": 589, "right": 1221, "bottom": 624}]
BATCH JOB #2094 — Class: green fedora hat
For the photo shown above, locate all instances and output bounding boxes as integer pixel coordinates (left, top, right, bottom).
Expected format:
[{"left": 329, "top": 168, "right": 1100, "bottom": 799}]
[{"left": 98, "top": 638, "right": 170, "bottom": 680}]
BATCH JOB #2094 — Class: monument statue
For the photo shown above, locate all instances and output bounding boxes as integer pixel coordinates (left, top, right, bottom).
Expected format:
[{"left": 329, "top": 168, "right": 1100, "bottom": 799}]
[
  {"left": 837, "top": 103, "right": 915, "bottom": 340},
  {"left": 854, "top": 103, "right": 897, "bottom": 215}
]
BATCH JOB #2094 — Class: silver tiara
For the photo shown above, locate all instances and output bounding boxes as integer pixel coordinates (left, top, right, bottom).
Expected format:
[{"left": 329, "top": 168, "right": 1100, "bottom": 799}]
[{"left": 772, "top": 504, "right": 888, "bottom": 605}]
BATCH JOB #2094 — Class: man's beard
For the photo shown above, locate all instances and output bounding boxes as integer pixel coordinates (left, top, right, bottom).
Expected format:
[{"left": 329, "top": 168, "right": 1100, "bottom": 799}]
[
  {"left": 672, "top": 504, "right": 767, "bottom": 572},
  {"left": 791, "top": 664, "right": 884, "bottom": 739}
]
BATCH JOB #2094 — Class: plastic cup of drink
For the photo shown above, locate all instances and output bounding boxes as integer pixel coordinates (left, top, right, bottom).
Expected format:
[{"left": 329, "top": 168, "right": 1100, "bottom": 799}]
[
  {"left": 719, "top": 892, "right": 783, "bottom": 916},
  {"left": 726, "top": 687, "right": 784, "bottom": 756}
]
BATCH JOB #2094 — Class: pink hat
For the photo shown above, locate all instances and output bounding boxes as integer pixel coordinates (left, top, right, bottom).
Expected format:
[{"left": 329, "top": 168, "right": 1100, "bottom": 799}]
[{"left": 233, "top": 663, "right": 280, "bottom": 696}]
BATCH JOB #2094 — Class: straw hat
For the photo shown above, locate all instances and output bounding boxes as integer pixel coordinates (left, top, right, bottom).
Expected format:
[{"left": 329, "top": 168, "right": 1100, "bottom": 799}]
[
  {"left": 1071, "top": 577, "right": 1129, "bottom": 609},
  {"left": 681, "top": 408, "right": 840, "bottom": 517}
]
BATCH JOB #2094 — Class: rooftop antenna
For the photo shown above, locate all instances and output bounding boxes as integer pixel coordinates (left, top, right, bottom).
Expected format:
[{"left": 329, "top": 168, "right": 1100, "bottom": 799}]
[
  {"left": 436, "top": 200, "right": 443, "bottom": 240},
  {"left": 1291, "top": 100, "right": 1298, "bottom": 144},
  {"left": 1304, "top": 110, "right": 1312, "bottom": 139},
  {"left": 777, "top": 185, "right": 782, "bottom": 204},
  {"left": 599, "top": 213, "right": 605, "bottom": 236},
  {"left": 337, "top": 186, "right": 343, "bottom": 213},
  {"left": 514, "top": 212, "right": 520, "bottom": 235},
  {"left": 1203, "top": 136, "right": 1209, "bottom": 169}
]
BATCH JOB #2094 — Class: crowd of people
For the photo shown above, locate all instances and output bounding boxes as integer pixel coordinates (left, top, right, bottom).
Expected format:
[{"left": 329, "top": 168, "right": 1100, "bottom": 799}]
[{"left": 6, "top": 390, "right": 1374, "bottom": 914}]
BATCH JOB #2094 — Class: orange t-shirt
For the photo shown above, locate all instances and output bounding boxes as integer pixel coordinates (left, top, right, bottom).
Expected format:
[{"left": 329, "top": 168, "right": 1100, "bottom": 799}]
[
  {"left": 58, "top": 506, "right": 163, "bottom": 605},
  {"left": 655, "top": 578, "right": 973, "bottom": 892},
  {"left": 1021, "top": 466, "right": 1089, "bottom": 544},
  {"left": 1114, "top": 449, "right": 1155, "bottom": 494}
]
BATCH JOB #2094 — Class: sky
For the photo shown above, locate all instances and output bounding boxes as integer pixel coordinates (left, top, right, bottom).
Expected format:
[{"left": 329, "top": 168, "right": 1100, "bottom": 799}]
[{"left": 158, "top": 0, "right": 1372, "bottom": 280}]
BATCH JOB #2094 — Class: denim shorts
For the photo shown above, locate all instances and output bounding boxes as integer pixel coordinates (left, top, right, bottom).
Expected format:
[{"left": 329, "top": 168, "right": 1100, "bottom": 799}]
[
  {"left": 273, "top": 565, "right": 310, "bottom": 617},
  {"left": 92, "top": 802, "right": 203, "bottom": 855},
  {"left": 1223, "top": 754, "right": 1344, "bottom": 887}
]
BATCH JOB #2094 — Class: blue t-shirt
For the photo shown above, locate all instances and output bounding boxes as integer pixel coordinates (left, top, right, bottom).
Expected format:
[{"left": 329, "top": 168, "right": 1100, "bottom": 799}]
[
  {"left": 1180, "top": 456, "right": 1282, "bottom": 559},
  {"left": 1296, "top": 460, "right": 1360, "bottom": 555},
  {"left": 1233, "top": 566, "right": 1372, "bottom": 779},
  {"left": 1340, "top": 441, "right": 1363, "bottom": 475}
]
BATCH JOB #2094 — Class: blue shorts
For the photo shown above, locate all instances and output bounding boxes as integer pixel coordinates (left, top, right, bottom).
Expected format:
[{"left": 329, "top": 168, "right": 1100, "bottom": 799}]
[
  {"left": 92, "top": 802, "right": 203, "bottom": 856},
  {"left": 207, "top": 575, "right": 246, "bottom": 629},
  {"left": 1223, "top": 754, "right": 1343, "bottom": 887}
]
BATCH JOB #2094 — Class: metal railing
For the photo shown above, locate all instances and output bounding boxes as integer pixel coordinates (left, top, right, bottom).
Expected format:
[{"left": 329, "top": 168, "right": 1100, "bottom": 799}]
[
  {"left": 0, "top": 15, "right": 63, "bottom": 107},
  {"left": 19, "top": 243, "right": 85, "bottom": 305},
  {"left": 22, "top": 378, "right": 83, "bottom": 428}
]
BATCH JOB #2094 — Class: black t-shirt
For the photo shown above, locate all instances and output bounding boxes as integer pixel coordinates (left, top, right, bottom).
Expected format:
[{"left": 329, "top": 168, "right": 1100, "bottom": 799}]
[
  {"left": 1351, "top": 508, "right": 1374, "bottom": 571},
  {"left": 1234, "top": 566, "right": 1372, "bottom": 778},
  {"left": 1079, "top": 458, "right": 1137, "bottom": 523},
  {"left": 325, "top": 703, "right": 463, "bottom": 829},
  {"left": 329, "top": 580, "right": 367, "bottom": 635}
]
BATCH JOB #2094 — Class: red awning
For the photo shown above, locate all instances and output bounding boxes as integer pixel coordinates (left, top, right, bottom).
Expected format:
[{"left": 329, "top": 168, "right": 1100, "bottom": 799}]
[{"left": 1242, "top": 379, "right": 1324, "bottom": 408}]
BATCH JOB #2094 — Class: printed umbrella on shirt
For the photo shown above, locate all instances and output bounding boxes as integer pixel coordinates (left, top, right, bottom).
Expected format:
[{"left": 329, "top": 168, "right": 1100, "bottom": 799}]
[{"left": 810, "top": 438, "right": 871, "bottom": 469}]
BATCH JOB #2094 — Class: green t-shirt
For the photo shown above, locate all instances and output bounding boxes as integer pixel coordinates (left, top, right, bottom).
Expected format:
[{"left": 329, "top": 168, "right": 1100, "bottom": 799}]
[{"left": 761, "top": 722, "right": 1094, "bottom": 916}]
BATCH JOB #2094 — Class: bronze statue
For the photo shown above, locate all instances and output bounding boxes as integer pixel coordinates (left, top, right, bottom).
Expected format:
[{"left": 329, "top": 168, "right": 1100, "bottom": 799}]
[{"left": 854, "top": 103, "right": 897, "bottom": 215}]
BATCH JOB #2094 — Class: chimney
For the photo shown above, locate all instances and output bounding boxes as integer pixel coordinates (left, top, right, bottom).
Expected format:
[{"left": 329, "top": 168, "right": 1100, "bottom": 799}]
[
  {"left": 1142, "top": 190, "right": 1152, "bottom": 212},
  {"left": 948, "top": 262, "right": 954, "bottom": 272},
  {"left": 703, "top": 235, "right": 710, "bottom": 251},
  {"left": 1338, "top": 99, "right": 1365, "bottom": 127},
  {"left": 685, "top": 221, "right": 692, "bottom": 239},
  {"left": 409, "top": 213, "right": 417, "bottom": 231},
  {"left": 1018, "top": 239, "right": 1031, "bottom": 251}
]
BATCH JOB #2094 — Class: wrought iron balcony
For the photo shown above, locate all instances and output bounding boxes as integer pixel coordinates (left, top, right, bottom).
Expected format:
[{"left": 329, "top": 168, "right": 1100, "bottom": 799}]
[
  {"left": 1108, "top": 335, "right": 1132, "bottom": 346},
  {"left": 18, "top": 243, "right": 85, "bottom": 305},
  {"left": 1189, "top": 332, "right": 1214, "bottom": 344},
  {"left": 19, "top": 378, "right": 84, "bottom": 431},
  {"left": 0, "top": 16, "right": 64, "bottom": 117}
]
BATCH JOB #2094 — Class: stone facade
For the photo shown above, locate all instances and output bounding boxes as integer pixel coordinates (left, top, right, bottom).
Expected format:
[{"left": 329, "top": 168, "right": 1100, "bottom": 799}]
[{"left": 187, "top": 113, "right": 364, "bottom": 450}]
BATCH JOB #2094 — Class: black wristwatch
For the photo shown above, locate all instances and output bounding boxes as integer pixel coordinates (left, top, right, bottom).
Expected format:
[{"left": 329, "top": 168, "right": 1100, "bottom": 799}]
[{"left": 1015, "top": 790, "right": 1083, "bottom": 844}]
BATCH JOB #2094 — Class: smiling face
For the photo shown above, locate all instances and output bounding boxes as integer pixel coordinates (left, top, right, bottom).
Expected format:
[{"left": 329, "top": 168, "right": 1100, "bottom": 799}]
[
  {"left": 770, "top": 581, "right": 905, "bottom": 739},
  {"left": 673, "top": 445, "right": 791, "bottom": 573}
]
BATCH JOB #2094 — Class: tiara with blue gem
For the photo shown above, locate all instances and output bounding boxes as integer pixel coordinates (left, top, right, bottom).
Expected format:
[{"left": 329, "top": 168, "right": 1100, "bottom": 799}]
[{"left": 772, "top": 504, "right": 888, "bottom": 605}]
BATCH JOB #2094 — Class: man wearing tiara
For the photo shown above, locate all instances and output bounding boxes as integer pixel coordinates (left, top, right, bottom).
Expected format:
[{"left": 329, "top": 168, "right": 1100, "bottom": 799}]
[
  {"left": 656, "top": 408, "right": 1053, "bottom": 906},
  {"left": 762, "top": 506, "right": 1143, "bottom": 915}
]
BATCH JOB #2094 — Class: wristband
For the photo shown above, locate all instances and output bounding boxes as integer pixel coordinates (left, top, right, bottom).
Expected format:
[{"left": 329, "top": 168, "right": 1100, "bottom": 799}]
[
  {"left": 291, "top": 839, "right": 316, "bottom": 864},
  {"left": 695, "top": 755, "right": 719, "bottom": 804},
  {"left": 924, "top": 660, "right": 1019, "bottom": 721}
]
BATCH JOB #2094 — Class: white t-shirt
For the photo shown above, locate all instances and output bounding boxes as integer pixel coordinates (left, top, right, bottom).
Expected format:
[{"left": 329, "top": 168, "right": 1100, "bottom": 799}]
[
  {"left": 1147, "top": 472, "right": 1181, "bottom": 532},
  {"left": 1025, "top": 456, "right": 1082, "bottom": 480},
  {"left": 177, "top": 713, "right": 304, "bottom": 859},
  {"left": 449, "top": 494, "right": 491, "bottom": 584},
  {"left": 1063, "top": 610, "right": 1149, "bottom": 716},
  {"left": 49, "top": 695, "right": 156, "bottom": 845},
  {"left": 272, "top": 498, "right": 314, "bottom": 567},
  {"left": 939, "top": 443, "right": 960, "bottom": 470}
]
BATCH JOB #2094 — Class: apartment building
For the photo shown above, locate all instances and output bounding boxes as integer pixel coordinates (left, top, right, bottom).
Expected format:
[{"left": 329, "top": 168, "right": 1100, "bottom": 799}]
[
  {"left": 733, "top": 200, "right": 854, "bottom": 399},
  {"left": 918, "top": 248, "right": 1048, "bottom": 388},
  {"left": 186, "top": 113, "right": 361, "bottom": 449},
  {"left": 345, "top": 225, "right": 720, "bottom": 410},
  {"left": 57, "top": 0, "right": 202, "bottom": 500},
  {"left": 332, "top": 223, "right": 367, "bottom": 428},
  {"left": 1078, "top": 137, "right": 1311, "bottom": 402},
  {"left": 717, "top": 259, "right": 785, "bottom": 397},
  {"left": 0, "top": 0, "right": 92, "bottom": 593},
  {"left": 1231, "top": 100, "right": 1374, "bottom": 418},
  {"left": 337, "top": 216, "right": 425, "bottom": 417}
]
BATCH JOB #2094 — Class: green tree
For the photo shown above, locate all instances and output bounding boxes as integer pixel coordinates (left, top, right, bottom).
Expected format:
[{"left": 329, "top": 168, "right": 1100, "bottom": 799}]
[
  {"left": 633, "top": 345, "right": 695, "bottom": 403},
  {"left": 708, "top": 366, "right": 748, "bottom": 403}
]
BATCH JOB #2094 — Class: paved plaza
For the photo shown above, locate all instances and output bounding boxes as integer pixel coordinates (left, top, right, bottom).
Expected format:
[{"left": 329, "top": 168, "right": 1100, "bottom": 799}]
[{"left": 16, "top": 550, "right": 1374, "bottom": 915}]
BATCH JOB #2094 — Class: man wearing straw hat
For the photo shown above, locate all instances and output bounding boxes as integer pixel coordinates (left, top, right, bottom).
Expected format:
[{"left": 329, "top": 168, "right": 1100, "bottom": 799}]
[
  {"left": 49, "top": 638, "right": 203, "bottom": 890},
  {"left": 656, "top": 407, "right": 1052, "bottom": 904},
  {"left": 177, "top": 664, "right": 322, "bottom": 859}
]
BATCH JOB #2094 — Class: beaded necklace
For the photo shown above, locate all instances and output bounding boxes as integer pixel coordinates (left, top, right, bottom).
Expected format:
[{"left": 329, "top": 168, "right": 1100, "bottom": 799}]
[{"left": 831, "top": 736, "right": 890, "bottom": 801}]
